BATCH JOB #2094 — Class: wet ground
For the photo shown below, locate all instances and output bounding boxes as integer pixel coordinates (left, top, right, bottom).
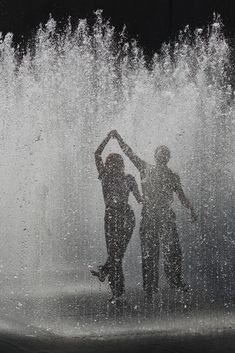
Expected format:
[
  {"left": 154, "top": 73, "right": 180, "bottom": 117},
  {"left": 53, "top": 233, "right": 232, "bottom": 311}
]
[
  {"left": 0, "top": 329, "right": 235, "bottom": 353},
  {"left": 0, "top": 272, "right": 234, "bottom": 353}
]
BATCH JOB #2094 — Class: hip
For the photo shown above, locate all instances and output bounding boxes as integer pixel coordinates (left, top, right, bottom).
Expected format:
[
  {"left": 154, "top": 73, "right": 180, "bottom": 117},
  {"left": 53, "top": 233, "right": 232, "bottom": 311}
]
[
  {"left": 141, "top": 206, "right": 176, "bottom": 222},
  {"left": 105, "top": 204, "right": 135, "bottom": 219}
]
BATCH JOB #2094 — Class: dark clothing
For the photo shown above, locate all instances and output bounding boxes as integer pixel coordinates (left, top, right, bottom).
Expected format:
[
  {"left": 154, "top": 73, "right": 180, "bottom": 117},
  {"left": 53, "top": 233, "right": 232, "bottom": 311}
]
[
  {"left": 101, "top": 205, "right": 135, "bottom": 297},
  {"left": 140, "top": 208, "right": 183, "bottom": 294},
  {"left": 128, "top": 156, "right": 180, "bottom": 212},
  {"left": 98, "top": 169, "right": 140, "bottom": 298},
  {"left": 99, "top": 170, "right": 142, "bottom": 208},
  {"left": 129, "top": 154, "right": 185, "bottom": 294}
]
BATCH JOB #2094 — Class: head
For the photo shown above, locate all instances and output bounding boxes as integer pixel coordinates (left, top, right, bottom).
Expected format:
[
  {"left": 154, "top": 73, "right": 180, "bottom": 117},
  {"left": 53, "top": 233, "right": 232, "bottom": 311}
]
[
  {"left": 105, "top": 153, "right": 125, "bottom": 175},
  {"left": 154, "top": 145, "right": 171, "bottom": 165}
]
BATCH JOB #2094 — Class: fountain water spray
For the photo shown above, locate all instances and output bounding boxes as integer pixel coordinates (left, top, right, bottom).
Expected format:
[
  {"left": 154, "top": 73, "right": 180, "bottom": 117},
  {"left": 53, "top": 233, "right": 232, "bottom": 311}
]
[{"left": 0, "top": 11, "right": 233, "bottom": 310}]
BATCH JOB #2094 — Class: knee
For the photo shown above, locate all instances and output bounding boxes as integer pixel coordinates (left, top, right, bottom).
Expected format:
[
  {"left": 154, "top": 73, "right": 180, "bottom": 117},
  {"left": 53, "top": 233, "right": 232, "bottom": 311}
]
[{"left": 114, "top": 257, "right": 122, "bottom": 268}]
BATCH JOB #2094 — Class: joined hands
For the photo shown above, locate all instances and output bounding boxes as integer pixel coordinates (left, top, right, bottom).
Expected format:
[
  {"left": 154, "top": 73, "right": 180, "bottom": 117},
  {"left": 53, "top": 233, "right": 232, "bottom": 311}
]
[{"left": 108, "top": 130, "right": 120, "bottom": 139}]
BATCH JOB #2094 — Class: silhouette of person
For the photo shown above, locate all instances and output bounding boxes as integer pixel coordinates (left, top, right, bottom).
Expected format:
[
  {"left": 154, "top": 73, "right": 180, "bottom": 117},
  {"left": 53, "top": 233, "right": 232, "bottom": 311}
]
[
  {"left": 111, "top": 130, "right": 197, "bottom": 300},
  {"left": 91, "top": 131, "right": 142, "bottom": 303}
]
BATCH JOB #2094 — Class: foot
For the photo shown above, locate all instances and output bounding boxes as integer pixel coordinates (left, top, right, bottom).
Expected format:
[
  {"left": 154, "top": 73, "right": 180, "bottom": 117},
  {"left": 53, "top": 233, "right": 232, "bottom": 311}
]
[
  {"left": 90, "top": 267, "right": 106, "bottom": 282},
  {"left": 144, "top": 291, "right": 154, "bottom": 305},
  {"left": 173, "top": 282, "right": 189, "bottom": 293},
  {"left": 109, "top": 293, "right": 126, "bottom": 304}
]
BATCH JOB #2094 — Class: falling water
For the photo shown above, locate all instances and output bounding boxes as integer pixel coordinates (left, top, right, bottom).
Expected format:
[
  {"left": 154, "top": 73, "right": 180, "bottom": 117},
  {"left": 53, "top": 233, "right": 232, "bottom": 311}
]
[{"left": 0, "top": 11, "right": 234, "bottom": 337}]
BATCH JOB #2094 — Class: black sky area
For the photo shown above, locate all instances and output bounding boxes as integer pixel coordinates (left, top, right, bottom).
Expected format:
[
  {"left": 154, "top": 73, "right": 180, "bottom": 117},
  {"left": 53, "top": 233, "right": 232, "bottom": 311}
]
[{"left": 0, "top": 0, "right": 234, "bottom": 56}]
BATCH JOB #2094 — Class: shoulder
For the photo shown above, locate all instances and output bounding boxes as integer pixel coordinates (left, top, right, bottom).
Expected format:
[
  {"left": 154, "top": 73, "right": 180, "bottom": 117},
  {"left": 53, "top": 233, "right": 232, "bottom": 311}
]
[
  {"left": 126, "top": 174, "right": 139, "bottom": 189},
  {"left": 140, "top": 162, "right": 152, "bottom": 177},
  {"left": 126, "top": 174, "right": 135, "bottom": 184},
  {"left": 168, "top": 169, "right": 181, "bottom": 187},
  {"left": 98, "top": 168, "right": 107, "bottom": 180}
]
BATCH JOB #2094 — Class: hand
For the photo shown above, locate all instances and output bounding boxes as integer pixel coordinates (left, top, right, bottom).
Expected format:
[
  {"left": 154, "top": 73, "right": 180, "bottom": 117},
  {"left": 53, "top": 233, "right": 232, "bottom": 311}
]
[
  {"left": 107, "top": 131, "right": 115, "bottom": 139},
  {"left": 191, "top": 209, "right": 198, "bottom": 223},
  {"left": 109, "top": 130, "right": 118, "bottom": 138}
]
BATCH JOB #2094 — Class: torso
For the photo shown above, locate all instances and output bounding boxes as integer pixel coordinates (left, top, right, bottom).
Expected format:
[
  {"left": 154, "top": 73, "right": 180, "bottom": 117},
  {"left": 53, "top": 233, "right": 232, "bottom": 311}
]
[
  {"left": 140, "top": 164, "right": 179, "bottom": 214},
  {"left": 100, "top": 172, "right": 134, "bottom": 209}
]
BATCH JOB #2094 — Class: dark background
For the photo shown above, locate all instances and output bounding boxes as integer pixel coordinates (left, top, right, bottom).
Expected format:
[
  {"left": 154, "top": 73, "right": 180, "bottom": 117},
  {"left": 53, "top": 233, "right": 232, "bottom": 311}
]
[{"left": 0, "top": 0, "right": 234, "bottom": 56}]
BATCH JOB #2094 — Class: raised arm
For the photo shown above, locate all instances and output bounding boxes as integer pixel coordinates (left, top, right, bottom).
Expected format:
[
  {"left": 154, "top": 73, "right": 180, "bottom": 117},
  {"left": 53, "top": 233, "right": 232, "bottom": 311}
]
[
  {"left": 94, "top": 132, "right": 112, "bottom": 177},
  {"left": 132, "top": 180, "right": 143, "bottom": 204},
  {"left": 111, "top": 130, "right": 146, "bottom": 173},
  {"left": 174, "top": 175, "right": 197, "bottom": 222}
]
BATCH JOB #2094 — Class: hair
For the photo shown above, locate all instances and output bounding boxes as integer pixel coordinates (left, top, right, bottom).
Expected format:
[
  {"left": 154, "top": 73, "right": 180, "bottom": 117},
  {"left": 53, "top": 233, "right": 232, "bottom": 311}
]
[
  {"left": 105, "top": 153, "right": 125, "bottom": 173},
  {"left": 154, "top": 145, "right": 171, "bottom": 164}
]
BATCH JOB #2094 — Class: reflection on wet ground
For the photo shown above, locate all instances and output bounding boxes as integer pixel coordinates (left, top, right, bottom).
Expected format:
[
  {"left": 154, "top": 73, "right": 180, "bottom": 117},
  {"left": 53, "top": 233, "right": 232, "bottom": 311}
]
[{"left": 0, "top": 273, "right": 234, "bottom": 352}]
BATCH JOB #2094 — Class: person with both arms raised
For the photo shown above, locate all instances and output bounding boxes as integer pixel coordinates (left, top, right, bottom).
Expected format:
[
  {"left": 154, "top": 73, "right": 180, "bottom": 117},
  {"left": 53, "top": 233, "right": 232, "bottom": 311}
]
[{"left": 91, "top": 131, "right": 143, "bottom": 303}]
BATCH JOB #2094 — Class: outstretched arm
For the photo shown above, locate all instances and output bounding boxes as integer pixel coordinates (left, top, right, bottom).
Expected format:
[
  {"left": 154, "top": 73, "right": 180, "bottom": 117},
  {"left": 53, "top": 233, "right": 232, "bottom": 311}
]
[
  {"left": 94, "top": 132, "right": 112, "bottom": 177},
  {"left": 174, "top": 176, "right": 197, "bottom": 222},
  {"left": 111, "top": 130, "right": 146, "bottom": 173}
]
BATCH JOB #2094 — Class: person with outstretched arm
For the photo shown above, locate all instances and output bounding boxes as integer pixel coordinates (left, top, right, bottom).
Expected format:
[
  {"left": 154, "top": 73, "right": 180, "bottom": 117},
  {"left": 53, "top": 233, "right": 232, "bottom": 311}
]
[
  {"left": 91, "top": 131, "right": 143, "bottom": 303},
  {"left": 111, "top": 130, "right": 197, "bottom": 302}
]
